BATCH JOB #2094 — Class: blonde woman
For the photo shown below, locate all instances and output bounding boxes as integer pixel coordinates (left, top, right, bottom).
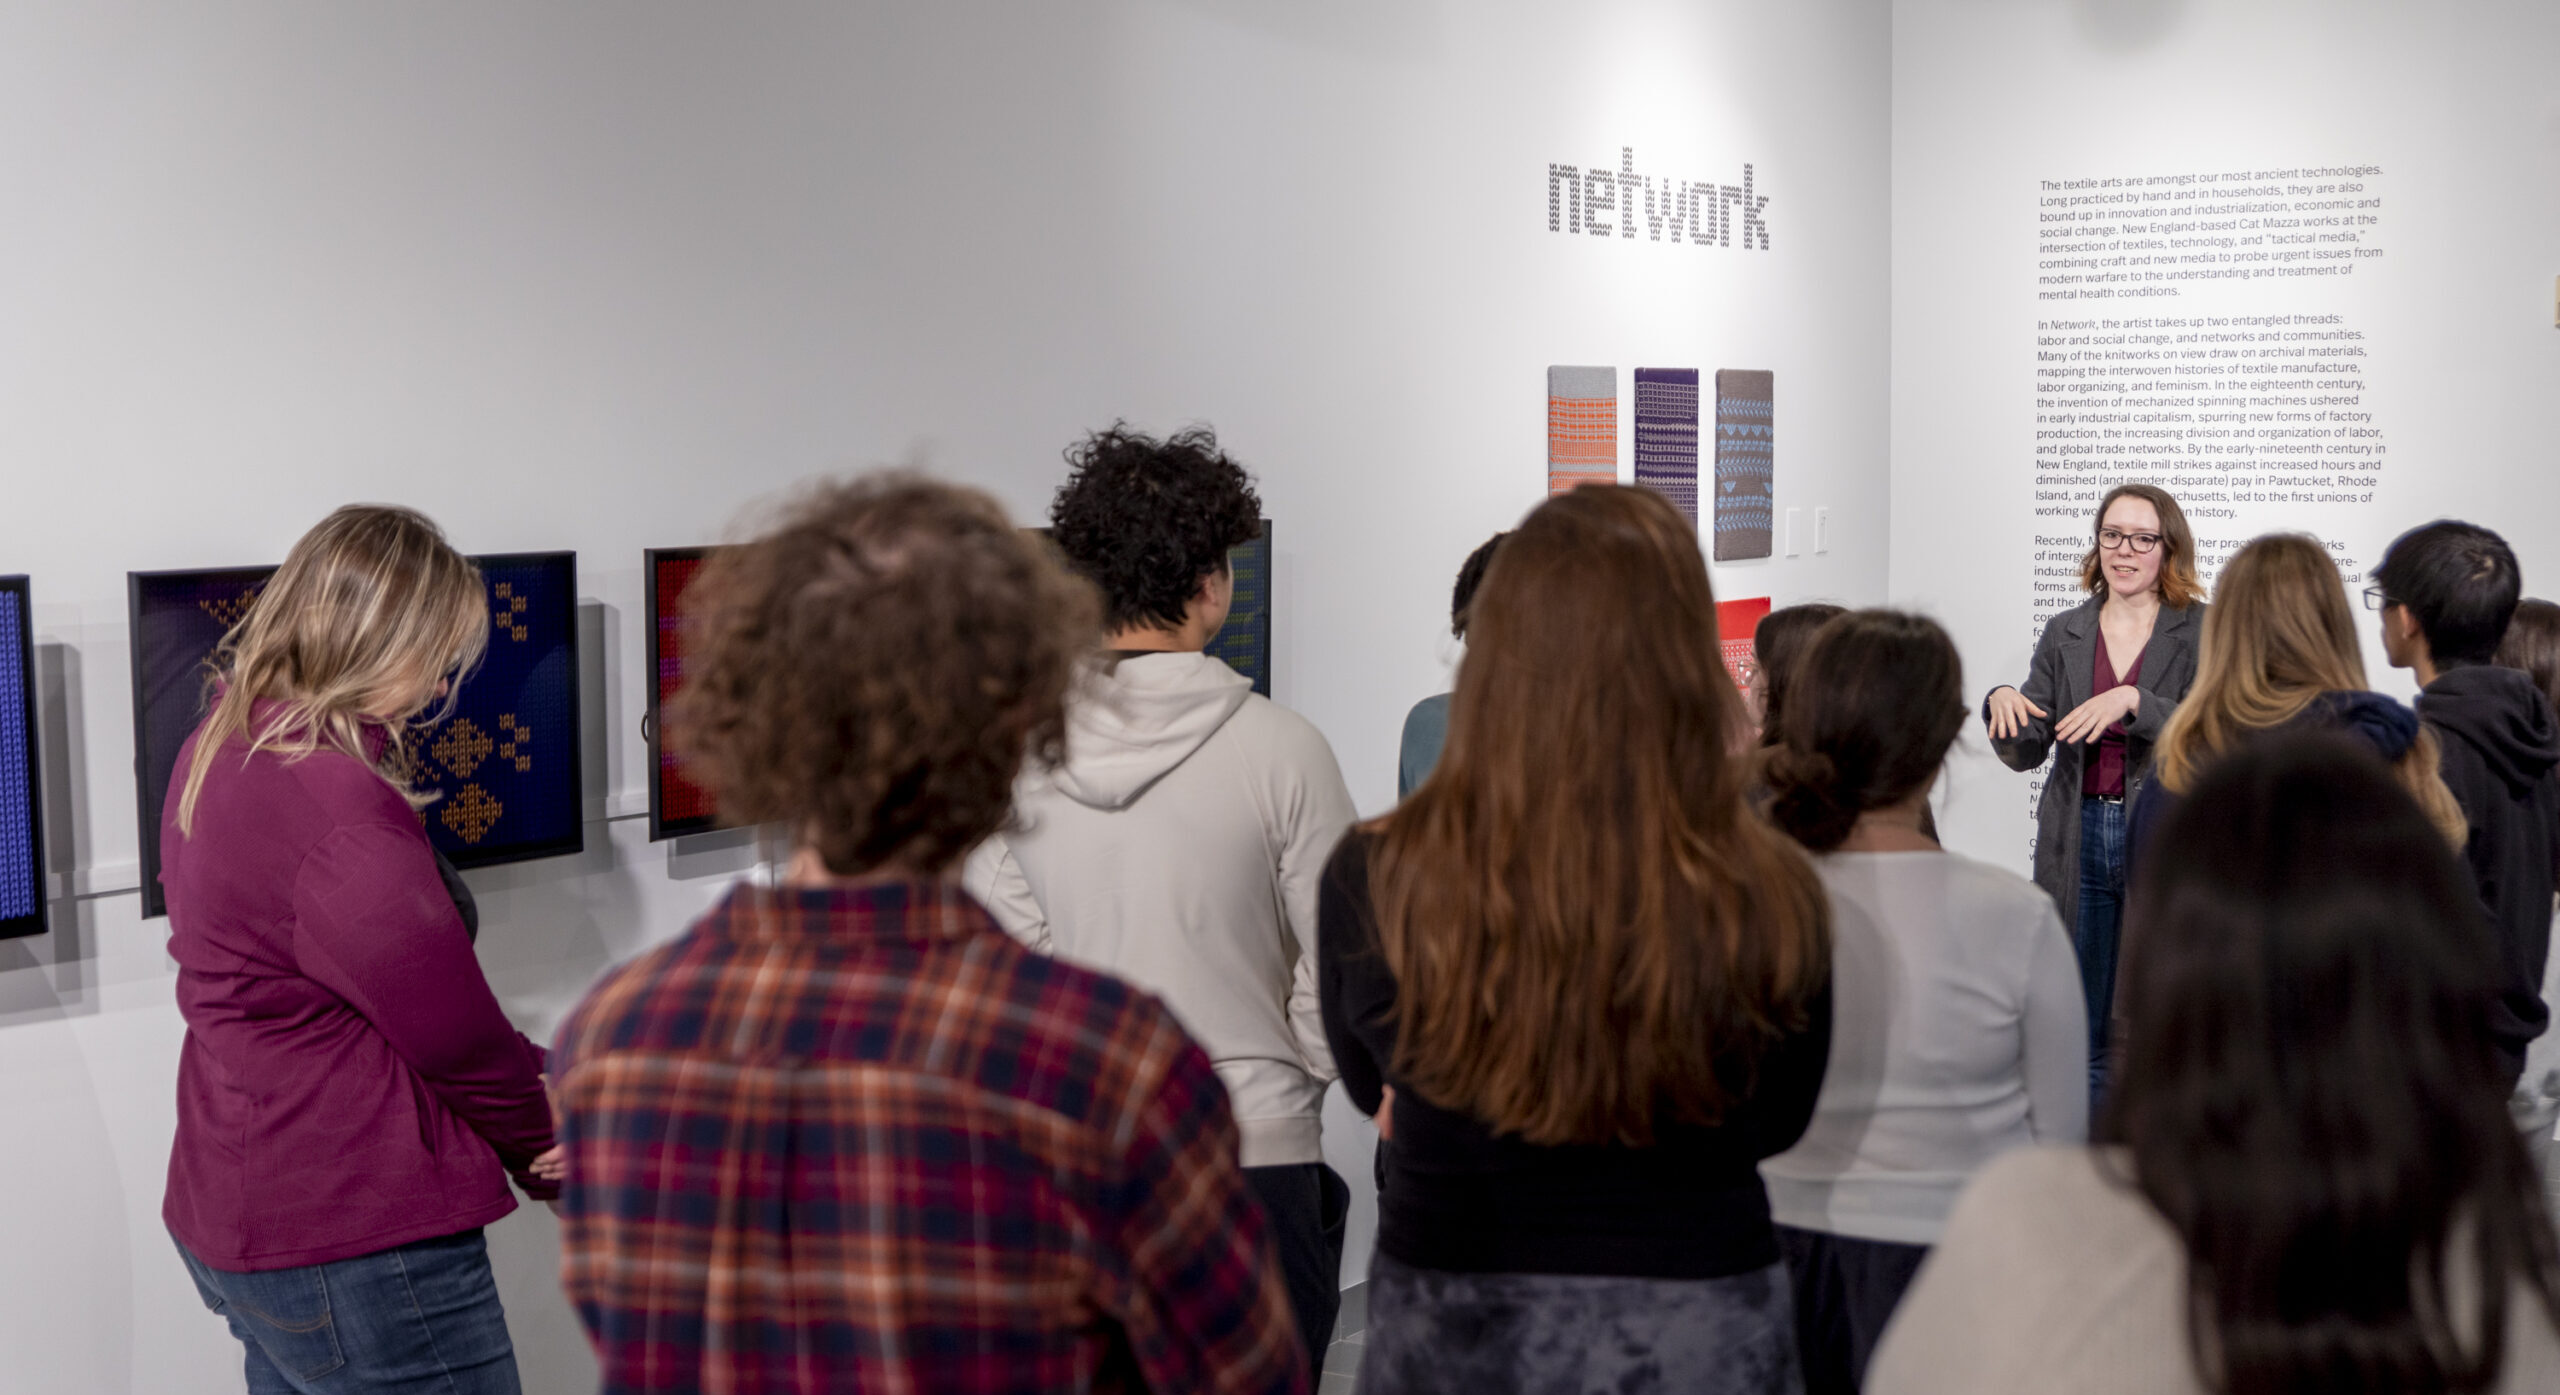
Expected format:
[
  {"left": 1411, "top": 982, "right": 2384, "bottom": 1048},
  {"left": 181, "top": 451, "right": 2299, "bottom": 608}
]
[
  {"left": 1983, "top": 484, "right": 2206, "bottom": 1104},
  {"left": 162, "top": 506, "right": 561, "bottom": 1395},
  {"left": 2129, "top": 531, "right": 2465, "bottom": 863}
]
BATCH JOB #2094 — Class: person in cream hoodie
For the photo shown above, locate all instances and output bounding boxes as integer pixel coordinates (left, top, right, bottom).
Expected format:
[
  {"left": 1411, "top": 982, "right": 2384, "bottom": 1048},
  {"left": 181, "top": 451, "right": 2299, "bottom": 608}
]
[{"left": 966, "top": 423, "right": 1359, "bottom": 1364}]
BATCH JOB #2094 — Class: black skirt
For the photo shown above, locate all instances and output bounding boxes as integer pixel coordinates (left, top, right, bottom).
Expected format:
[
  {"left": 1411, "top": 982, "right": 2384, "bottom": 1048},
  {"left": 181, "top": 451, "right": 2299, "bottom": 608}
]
[{"left": 1357, "top": 1251, "right": 1804, "bottom": 1395}]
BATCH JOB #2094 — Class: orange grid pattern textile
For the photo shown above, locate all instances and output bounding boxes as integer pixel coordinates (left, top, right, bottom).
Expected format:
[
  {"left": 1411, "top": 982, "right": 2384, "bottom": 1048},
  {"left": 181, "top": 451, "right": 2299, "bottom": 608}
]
[{"left": 1546, "top": 365, "right": 1617, "bottom": 496}]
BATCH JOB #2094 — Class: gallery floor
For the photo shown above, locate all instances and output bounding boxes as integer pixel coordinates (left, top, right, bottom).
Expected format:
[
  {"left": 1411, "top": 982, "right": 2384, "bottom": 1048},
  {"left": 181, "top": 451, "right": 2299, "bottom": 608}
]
[{"left": 1319, "top": 1284, "right": 1369, "bottom": 1395}]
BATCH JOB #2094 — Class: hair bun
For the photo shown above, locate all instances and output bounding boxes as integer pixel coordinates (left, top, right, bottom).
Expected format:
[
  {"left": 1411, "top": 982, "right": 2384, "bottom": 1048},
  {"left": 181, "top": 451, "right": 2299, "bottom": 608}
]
[
  {"left": 1763, "top": 744, "right": 1861, "bottom": 851},
  {"left": 1761, "top": 744, "right": 1835, "bottom": 792}
]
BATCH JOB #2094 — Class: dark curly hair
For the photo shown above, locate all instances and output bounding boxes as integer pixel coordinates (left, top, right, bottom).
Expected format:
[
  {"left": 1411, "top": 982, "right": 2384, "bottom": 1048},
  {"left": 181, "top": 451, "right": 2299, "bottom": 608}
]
[
  {"left": 669, "top": 472, "right": 1099, "bottom": 875},
  {"left": 1048, "top": 423, "right": 1262, "bottom": 632}
]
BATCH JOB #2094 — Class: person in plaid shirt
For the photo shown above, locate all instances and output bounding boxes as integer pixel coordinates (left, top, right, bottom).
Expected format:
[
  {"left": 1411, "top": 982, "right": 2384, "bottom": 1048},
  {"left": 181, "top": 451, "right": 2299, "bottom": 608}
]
[{"left": 549, "top": 474, "right": 1308, "bottom": 1395}]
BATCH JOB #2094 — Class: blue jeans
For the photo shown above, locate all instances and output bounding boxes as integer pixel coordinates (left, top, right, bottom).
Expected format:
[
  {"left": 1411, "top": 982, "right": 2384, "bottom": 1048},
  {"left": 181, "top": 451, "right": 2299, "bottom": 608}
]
[
  {"left": 175, "top": 1229, "right": 521, "bottom": 1395},
  {"left": 2076, "top": 796, "right": 2128, "bottom": 1109}
]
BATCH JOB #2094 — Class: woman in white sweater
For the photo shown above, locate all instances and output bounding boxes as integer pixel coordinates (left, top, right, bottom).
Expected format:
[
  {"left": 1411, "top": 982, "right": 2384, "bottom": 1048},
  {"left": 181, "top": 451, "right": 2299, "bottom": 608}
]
[
  {"left": 1756, "top": 609, "right": 2088, "bottom": 1393},
  {"left": 1871, "top": 734, "right": 2560, "bottom": 1395}
]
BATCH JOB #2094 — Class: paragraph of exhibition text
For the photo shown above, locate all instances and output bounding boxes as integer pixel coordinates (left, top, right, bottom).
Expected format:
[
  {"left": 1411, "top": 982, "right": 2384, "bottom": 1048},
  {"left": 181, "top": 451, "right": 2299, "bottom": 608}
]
[{"left": 2037, "top": 164, "right": 2383, "bottom": 300}]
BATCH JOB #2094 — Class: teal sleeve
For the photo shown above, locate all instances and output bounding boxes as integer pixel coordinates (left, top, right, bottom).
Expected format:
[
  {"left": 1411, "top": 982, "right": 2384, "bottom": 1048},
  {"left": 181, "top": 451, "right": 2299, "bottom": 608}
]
[{"left": 1397, "top": 694, "right": 1451, "bottom": 800}]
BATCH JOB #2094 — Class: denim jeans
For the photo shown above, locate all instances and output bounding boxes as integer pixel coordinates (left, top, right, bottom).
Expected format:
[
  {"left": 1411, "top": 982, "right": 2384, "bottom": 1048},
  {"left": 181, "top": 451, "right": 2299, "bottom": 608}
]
[
  {"left": 2076, "top": 796, "right": 2129, "bottom": 1109},
  {"left": 175, "top": 1228, "right": 521, "bottom": 1395}
]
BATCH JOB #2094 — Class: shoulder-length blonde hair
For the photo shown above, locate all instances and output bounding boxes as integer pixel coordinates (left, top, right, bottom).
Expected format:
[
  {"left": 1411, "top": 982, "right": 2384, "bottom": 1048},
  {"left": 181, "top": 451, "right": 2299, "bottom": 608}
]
[
  {"left": 175, "top": 505, "right": 489, "bottom": 836},
  {"left": 2082, "top": 483, "right": 2206, "bottom": 609},
  {"left": 1371, "top": 485, "right": 1829, "bottom": 1147},
  {"left": 2153, "top": 532, "right": 2464, "bottom": 844}
]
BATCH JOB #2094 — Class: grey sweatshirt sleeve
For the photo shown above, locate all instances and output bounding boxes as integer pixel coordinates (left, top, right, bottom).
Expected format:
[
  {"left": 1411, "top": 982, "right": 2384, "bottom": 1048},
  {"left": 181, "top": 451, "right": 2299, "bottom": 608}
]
[
  {"left": 1268, "top": 713, "right": 1360, "bottom": 1086},
  {"left": 960, "top": 835, "right": 1051, "bottom": 953}
]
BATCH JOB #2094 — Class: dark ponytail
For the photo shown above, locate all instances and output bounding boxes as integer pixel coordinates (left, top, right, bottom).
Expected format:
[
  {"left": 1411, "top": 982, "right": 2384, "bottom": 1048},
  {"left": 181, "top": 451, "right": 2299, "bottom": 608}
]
[{"left": 1763, "top": 610, "right": 1966, "bottom": 852}]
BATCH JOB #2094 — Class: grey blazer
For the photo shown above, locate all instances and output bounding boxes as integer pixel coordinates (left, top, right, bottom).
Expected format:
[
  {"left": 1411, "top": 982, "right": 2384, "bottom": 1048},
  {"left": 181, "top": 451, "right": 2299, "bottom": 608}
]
[{"left": 1985, "top": 597, "right": 2204, "bottom": 932}]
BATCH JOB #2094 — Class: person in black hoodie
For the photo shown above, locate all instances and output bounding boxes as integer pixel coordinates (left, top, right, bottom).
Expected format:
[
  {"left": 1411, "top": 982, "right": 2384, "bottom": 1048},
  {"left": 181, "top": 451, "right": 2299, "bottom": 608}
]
[{"left": 2373, "top": 520, "right": 2560, "bottom": 1085}]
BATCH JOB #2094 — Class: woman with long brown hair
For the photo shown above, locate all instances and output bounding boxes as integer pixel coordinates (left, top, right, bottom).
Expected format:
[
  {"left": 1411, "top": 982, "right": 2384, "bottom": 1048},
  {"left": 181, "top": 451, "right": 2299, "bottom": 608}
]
[
  {"left": 162, "top": 506, "right": 560, "bottom": 1395},
  {"left": 1983, "top": 483, "right": 2205, "bottom": 1103},
  {"left": 1320, "top": 485, "right": 1831, "bottom": 1394}
]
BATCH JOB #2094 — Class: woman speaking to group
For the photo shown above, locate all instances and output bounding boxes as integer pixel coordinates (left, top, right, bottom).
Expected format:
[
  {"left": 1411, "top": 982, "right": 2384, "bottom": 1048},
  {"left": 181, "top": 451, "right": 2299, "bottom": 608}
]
[{"left": 1981, "top": 484, "right": 2204, "bottom": 1101}]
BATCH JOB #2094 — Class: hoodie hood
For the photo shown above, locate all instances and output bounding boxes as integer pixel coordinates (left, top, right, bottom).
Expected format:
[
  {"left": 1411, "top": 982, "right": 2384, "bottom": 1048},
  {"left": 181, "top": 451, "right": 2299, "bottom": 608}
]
[
  {"left": 2288, "top": 689, "right": 2421, "bottom": 762},
  {"left": 1040, "top": 651, "right": 1253, "bottom": 811},
  {"left": 2417, "top": 665, "right": 2560, "bottom": 798}
]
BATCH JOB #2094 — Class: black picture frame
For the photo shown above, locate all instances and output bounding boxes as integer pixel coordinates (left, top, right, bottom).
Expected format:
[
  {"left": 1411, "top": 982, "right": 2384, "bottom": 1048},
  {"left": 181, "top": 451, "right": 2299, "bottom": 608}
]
[
  {"left": 644, "top": 545, "right": 730, "bottom": 842},
  {"left": 128, "top": 552, "right": 586, "bottom": 919},
  {"left": 1206, "top": 520, "right": 1273, "bottom": 698},
  {"left": 0, "top": 576, "right": 45, "bottom": 941}
]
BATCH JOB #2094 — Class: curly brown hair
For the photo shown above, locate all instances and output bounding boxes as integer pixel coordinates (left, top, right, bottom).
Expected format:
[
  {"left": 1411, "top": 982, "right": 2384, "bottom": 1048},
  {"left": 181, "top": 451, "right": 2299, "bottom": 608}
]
[{"left": 669, "top": 473, "right": 1099, "bottom": 875}]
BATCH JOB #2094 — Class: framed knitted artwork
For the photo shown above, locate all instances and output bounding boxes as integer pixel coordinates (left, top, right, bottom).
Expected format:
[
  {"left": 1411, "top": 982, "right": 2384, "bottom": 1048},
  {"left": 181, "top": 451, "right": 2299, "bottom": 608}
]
[
  {"left": 1634, "top": 367, "right": 1701, "bottom": 523},
  {"left": 645, "top": 546, "right": 729, "bottom": 841},
  {"left": 128, "top": 553, "right": 584, "bottom": 919},
  {"left": 1713, "top": 369, "right": 1775, "bottom": 561},
  {"left": 1547, "top": 366, "right": 1617, "bottom": 496},
  {"left": 1205, "top": 522, "right": 1273, "bottom": 698},
  {"left": 0, "top": 577, "right": 43, "bottom": 940}
]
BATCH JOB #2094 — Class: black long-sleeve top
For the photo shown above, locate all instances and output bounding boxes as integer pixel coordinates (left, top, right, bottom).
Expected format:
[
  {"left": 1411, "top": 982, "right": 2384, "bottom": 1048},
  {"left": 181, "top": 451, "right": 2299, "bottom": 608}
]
[{"left": 1318, "top": 830, "right": 1831, "bottom": 1279}]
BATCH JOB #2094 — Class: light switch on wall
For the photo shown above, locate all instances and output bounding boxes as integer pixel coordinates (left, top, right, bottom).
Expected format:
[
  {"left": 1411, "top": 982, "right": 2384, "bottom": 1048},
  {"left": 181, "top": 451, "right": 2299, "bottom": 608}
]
[
  {"left": 1784, "top": 507, "right": 1803, "bottom": 557},
  {"left": 1815, "top": 507, "right": 1832, "bottom": 554}
]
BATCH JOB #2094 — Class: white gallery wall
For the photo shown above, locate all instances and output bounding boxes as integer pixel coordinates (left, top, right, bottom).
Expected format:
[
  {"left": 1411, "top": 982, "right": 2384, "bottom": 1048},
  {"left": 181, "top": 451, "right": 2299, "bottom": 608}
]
[
  {"left": 0, "top": 4, "right": 1892, "bottom": 1391},
  {"left": 1891, "top": 0, "right": 2560, "bottom": 877}
]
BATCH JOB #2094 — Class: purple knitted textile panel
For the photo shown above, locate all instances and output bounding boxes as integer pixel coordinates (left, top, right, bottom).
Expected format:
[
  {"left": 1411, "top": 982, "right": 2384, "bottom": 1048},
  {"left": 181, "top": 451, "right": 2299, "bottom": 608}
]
[{"left": 1633, "top": 368, "right": 1701, "bottom": 522}]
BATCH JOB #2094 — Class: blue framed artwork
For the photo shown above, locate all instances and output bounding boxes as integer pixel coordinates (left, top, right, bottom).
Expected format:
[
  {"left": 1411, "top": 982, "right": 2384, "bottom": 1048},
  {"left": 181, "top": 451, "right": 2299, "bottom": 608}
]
[
  {"left": 128, "top": 553, "right": 583, "bottom": 920},
  {"left": 0, "top": 576, "right": 43, "bottom": 940}
]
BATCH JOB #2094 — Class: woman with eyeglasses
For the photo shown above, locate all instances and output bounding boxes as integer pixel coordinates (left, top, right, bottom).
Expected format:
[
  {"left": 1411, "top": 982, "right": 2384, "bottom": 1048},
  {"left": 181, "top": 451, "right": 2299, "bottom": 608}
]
[{"left": 1982, "top": 484, "right": 2203, "bottom": 1105}]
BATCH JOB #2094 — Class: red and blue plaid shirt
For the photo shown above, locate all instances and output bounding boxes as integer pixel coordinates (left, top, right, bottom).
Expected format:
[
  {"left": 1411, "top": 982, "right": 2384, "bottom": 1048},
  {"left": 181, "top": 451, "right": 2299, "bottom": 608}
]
[{"left": 551, "top": 878, "right": 1307, "bottom": 1394}]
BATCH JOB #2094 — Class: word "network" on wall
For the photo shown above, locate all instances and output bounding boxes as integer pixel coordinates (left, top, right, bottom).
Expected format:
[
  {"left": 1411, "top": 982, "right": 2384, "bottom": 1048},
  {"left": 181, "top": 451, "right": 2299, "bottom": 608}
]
[{"left": 1547, "top": 147, "right": 1771, "bottom": 250}]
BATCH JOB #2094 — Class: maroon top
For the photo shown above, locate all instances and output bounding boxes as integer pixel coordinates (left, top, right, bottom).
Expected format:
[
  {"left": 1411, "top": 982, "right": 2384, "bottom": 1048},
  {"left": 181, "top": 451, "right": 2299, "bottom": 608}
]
[
  {"left": 2082, "top": 641, "right": 2145, "bottom": 799},
  {"left": 161, "top": 703, "right": 557, "bottom": 1272}
]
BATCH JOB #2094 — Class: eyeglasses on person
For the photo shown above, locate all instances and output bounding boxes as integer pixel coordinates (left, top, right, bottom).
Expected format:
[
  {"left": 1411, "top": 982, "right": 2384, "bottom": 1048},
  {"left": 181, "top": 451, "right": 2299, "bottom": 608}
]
[{"left": 2097, "top": 527, "right": 2163, "bottom": 553}]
